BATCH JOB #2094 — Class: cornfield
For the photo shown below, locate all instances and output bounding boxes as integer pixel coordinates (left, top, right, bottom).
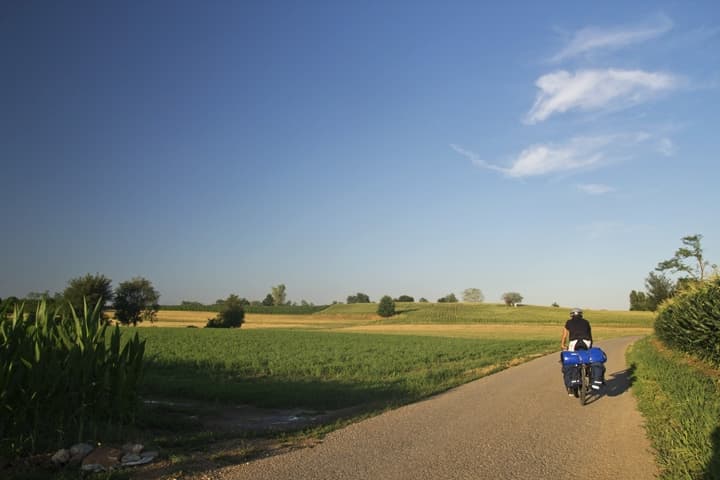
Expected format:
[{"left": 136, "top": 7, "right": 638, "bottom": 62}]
[{"left": 0, "top": 299, "right": 146, "bottom": 458}]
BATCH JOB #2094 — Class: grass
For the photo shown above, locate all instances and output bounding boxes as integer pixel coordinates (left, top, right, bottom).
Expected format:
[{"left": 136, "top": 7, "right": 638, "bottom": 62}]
[
  {"left": 138, "top": 328, "right": 557, "bottom": 410},
  {"left": 627, "top": 336, "right": 720, "bottom": 479}
]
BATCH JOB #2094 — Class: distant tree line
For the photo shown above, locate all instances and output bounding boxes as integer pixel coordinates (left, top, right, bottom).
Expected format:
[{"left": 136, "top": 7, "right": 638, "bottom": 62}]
[{"left": 1, "top": 273, "right": 159, "bottom": 326}]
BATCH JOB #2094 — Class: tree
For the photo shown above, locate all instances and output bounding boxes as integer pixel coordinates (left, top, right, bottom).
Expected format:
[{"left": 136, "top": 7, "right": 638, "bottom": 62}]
[
  {"left": 657, "top": 234, "right": 716, "bottom": 283},
  {"left": 502, "top": 292, "right": 523, "bottom": 307},
  {"left": 552, "top": 302, "right": 559, "bottom": 308},
  {"left": 629, "top": 290, "right": 650, "bottom": 311},
  {"left": 63, "top": 273, "right": 113, "bottom": 314},
  {"left": 262, "top": 294, "right": 274, "bottom": 306},
  {"left": 271, "top": 284, "right": 287, "bottom": 306},
  {"left": 419, "top": 297, "right": 429, "bottom": 303},
  {"left": 206, "top": 294, "right": 245, "bottom": 328},
  {"left": 462, "top": 288, "right": 484, "bottom": 303},
  {"left": 113, "top": 277, "right": 160, "bottom": 326},
  {"left": 437, "top": 293, "right": 458, "bottom": 303},
  {"left": 377, "top": 295, "right": 395, "bottom": 317},
  {"left": 645, "top": 271, "right": 675, "bottom": 311},
  {"left": 395, "top": 295, "right": 414, "bottom": 302},
  {"left": 347, "top": 293, "right": 370, "bottom": 304}
]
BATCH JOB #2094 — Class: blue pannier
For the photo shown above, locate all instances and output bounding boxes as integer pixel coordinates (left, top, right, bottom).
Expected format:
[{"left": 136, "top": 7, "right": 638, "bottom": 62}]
[
  {"left": 586, "top": 347, "right": 607, "bottom": 364},
  {"left": 561, "top": 347, "right": 607, "bottom": 366}
]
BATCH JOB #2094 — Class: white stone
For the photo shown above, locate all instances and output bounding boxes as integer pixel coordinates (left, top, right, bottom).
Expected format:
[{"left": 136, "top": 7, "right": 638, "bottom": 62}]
[{"left": 51, "top": 449, "right": 70, "bottom": 464}]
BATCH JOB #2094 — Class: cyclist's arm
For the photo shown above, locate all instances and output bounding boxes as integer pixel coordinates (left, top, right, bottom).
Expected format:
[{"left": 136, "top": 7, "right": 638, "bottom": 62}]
[{"left": 561, "top": 328, "right": 569, "bottom": 350}]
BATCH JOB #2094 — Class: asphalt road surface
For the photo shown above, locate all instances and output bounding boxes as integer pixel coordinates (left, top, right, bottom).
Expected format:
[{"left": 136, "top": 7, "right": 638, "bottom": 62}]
[{"left": 219, "top": 336, "right": 657, "bottom": 480}]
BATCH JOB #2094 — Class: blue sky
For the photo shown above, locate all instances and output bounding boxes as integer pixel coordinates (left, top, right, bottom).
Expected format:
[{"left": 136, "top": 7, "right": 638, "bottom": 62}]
[{"left": 2, "top": 1, "right": 719, "bottom": 310}]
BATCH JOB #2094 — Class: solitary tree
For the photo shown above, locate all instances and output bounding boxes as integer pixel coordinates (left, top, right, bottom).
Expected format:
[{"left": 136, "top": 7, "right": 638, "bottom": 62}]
[
  {"left": 63, "top": 273, "right": 113, "bottom": 314},
  {"left": 271, "top": 284, "right": 287, "bottom": 306},
  {"left": 462, "top": 288, "right": 484, "bottom": 303},
  {"left": 262, "top": 294, "right": 274, "bottom": 306},
  {"left": 206, "top": 294, "right": 245, "bottom": 328},
  {"left": 502, "top": 292, "right": 523, "bottom": 307},
  {"left": 657, "top": 234, "right": 716, "bottom": 283},
  {"left": 377, "top": 295, "right": 395, "bottom": 317},
  {"left": 419, "top": 297, "right": 429, "bottom": 303},
  {"left": 113, "top": 277, "right": 160, "bottom": 326}
]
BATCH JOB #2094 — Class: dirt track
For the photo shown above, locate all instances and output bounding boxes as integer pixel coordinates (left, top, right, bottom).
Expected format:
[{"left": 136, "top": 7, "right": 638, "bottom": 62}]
[{"left": 206, "top": 336, "right": 656, "bottom": 480}]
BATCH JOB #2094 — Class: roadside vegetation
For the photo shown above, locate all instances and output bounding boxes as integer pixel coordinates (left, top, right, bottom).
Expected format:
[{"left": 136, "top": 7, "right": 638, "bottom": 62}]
[
  {"left": 628, "top": 337, "right": 719, "bottom": 479},
  {"left": 626, "top": 234, "right": 720, "bottom": 479}
]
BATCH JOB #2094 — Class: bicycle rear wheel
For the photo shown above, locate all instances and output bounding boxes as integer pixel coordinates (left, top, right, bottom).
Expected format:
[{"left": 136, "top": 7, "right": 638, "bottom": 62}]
[{"left": 579, "top": 365, "right": 589, "bottom": 405}]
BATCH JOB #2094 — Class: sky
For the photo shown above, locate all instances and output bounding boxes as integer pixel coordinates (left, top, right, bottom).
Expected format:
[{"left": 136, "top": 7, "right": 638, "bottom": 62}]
[{"left": 2, "top": 1, "right": 719, "bottom": 310}]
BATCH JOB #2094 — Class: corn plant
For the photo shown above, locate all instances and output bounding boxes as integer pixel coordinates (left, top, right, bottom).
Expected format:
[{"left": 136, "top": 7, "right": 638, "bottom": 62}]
[
  {"left": 0, "top": 299, "right": 145, "bottom": 458},
  {"left": 655, "top": 276, "right": 720, "bottom": 366}
]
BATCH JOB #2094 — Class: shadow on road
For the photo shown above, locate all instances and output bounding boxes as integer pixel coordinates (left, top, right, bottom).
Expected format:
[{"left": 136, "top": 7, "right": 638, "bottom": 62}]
[{"left": 603, "top": 363, "right": 636, "bottom": 398}]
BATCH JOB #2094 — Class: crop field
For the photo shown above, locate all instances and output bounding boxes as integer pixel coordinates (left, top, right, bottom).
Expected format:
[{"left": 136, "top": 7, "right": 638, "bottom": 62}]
[
  {"left": 129, "top": 302, "right": 652, "bottom": 412},
  {"left": 138, "top": 328, "right": 557, "bottom": 410}
]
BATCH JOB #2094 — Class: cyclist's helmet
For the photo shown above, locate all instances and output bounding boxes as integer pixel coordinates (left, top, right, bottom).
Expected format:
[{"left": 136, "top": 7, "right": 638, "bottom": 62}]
[{"left": 570, "top": 308, "right": 583, "bottom": 316}]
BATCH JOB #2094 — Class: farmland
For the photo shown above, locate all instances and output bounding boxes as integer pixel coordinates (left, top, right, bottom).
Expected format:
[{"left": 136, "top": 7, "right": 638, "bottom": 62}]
[
  {"left": 4, "top": 302, "right": 653, "bottom": 476},
  {"left": 128, "top": 302, "right": 652, "bottom": 412}
]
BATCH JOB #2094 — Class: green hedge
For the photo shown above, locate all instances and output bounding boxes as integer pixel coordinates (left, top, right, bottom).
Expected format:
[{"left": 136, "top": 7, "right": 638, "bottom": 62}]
[
  {"left": 0, "top": 301, "right": 145, "bottom": 458},
  {"left": 655, "top": 276, "right": 720, "bottom": 366}
]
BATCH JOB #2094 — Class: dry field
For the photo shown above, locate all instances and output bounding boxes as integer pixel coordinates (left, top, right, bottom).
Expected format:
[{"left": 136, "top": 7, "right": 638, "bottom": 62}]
[{"left": 121, "top": 310, "right": 651, "bottom": 341}]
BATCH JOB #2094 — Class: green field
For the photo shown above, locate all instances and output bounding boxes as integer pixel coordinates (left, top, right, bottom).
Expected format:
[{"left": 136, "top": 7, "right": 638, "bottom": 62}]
[
  {"left": 139, "top": 328, "right": 556, "bottom": 410},
  {"left": 137, "top": 302, "right": 651, "bottom": 411}
]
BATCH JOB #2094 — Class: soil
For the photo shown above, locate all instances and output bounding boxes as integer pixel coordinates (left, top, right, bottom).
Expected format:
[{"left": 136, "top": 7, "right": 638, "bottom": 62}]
[
  {"left": 127, "top": 399, "right": 364, "bottom": 480},
  {"left": 2, "top": 399, "right": 361, "bottom": 480}
]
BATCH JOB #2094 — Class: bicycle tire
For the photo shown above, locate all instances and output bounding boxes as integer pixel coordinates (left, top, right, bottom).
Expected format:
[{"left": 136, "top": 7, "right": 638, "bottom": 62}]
[{"left": 579, "top": 365, "right": 588, "bottom": 405}]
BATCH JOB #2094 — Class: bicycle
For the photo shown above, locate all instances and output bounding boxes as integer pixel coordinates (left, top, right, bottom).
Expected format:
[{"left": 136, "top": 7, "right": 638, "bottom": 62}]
[
  {"left": 574, "top": 362, "right": 592, "bottom": 405},
  {"left": 561, "top": 347, "right": 606, "bottom": 406}
]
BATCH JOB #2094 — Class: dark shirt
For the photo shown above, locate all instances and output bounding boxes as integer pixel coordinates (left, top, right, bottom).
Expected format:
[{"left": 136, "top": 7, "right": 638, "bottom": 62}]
[{"left": 565, "top": 316, "right": 592, "bottom": 341}]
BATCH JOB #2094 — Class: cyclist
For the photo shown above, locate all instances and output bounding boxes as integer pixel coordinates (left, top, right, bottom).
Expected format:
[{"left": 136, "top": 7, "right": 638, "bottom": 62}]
[
  {"left": 561, "top": 308, "right": 593, "bottom": 396},
  {"left": 561, "top": 308, "right": 592, "bottom": 352}
]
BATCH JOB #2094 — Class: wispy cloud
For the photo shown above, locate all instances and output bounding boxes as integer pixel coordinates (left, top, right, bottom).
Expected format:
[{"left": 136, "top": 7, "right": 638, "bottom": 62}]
[
  {"left": 577, "top": 183, "right": 615, "bottom": 195},
  {"left": 453, "top": 136, "right": 612, "bottom": 178},
  {"left": 524, "top": 69, "right": 679, "bottom": 124},
  {"left": 551, "top": 13, "right": 673, "bottom": 62},
  {"left": 453, "top": 132, "right": 668, "bottom": 179}
]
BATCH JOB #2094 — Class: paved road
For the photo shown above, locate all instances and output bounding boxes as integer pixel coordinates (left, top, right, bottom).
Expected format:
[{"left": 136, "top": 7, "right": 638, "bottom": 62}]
[{"left": 218, "top": 337, "right": 657, "bottom": 479}]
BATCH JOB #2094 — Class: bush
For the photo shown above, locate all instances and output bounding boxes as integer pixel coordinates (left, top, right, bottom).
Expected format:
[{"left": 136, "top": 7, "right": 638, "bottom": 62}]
[
  {"left": 205, "top": 294, "right": 245, "bottom": 328},
  {"left": 377, "top": 295, "right": 395, "bottom": 317},
  {"left": 0, "top": 300, "right": 145, "bottom": 458},
  {"left": 655, "top": 276, "right": 720, "bottom": 366}
]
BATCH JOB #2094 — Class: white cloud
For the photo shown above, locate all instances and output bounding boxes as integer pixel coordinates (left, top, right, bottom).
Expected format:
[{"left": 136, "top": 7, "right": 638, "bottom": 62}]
[
  {"left": 577, "top": 183, "right": 615, "bottom": 195},
  {"left": 453, "top": 132, "right": 669, "bottom": 179},
  {"left": 551, "top": 13, "right": 673, "bottom": 62},
  {"left": 502, "top": 137, "right": 610, "bottom": 177},
  {"left": 524, "top": 69, "right": 678, "bottom": 124}
]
